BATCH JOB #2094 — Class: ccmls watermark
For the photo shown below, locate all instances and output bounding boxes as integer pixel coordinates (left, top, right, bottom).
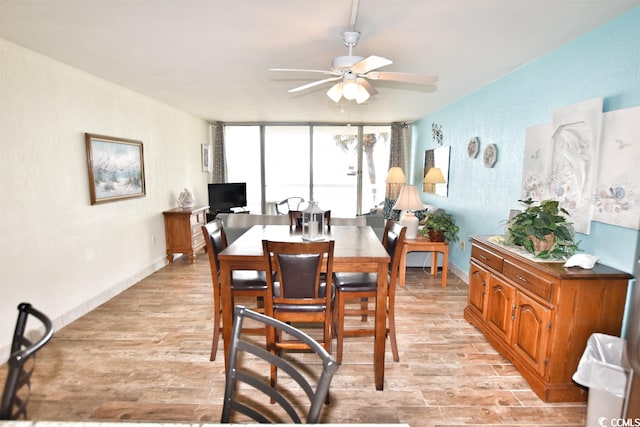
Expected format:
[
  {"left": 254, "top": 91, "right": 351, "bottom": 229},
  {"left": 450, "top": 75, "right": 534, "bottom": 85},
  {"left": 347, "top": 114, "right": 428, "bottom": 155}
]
[{"left": 598, "top": 417, "right": 640, "bottom": 427}]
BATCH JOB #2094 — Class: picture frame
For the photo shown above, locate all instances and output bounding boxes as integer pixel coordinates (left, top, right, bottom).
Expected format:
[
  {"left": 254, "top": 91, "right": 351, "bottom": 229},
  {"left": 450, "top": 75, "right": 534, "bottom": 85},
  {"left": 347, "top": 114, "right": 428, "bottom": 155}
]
[
  {"left": 85, "top": 133, "right": 146, "bottom": 205},
  {"left": 202, "top": 144, "right": 211, "bottom": 172}
]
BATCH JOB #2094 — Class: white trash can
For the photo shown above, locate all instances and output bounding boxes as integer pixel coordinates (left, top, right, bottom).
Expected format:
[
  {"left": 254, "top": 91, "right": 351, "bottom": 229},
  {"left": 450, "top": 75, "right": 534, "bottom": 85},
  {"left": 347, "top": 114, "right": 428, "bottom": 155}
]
[{"left": 572, "top": 333, "right": 630, "bottom": 427}]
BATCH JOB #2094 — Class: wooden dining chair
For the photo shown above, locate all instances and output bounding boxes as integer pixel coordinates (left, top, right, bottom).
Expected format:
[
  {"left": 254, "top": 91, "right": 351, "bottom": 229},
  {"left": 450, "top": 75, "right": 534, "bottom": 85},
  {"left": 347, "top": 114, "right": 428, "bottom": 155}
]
[
  {"left": 288, "top": 210, "right": 302, "bottom": 229},
  {"left": 261, "top": 239, "right": 335, "bottom": 390},
  {"left": 332, "top": 220, "right": 406, "bottom": 364},
  {"left": 202, "top": 219, "right": 268, "bottom": 361}
]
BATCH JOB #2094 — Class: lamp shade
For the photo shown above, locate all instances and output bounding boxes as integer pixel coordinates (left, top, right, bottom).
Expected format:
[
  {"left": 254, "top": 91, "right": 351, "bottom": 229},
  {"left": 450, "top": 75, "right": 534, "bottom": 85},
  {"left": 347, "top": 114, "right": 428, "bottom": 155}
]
[
  {"left": 342, "top": 78, "right": 359, "bottom": 100},
  {"left": 355, "top": 84, "right": 370, "bottom": 104},
  {"left": 392, "top": 184, "right": 423, "bottom": 239},
  {"left": 385, "top": 167, "right": 406, "bottom": 184},
  {"left": 424, "top": 167, "right": 446, "bottom": 184},
  {"left": 392, "top": 185, "right": 423, "bottom": 211},
  {"left": 326, "top": 76, "right": 371, "bottom": 104},
  {"left": 327, "top": 83, "right": 343, "bottom": 103}
]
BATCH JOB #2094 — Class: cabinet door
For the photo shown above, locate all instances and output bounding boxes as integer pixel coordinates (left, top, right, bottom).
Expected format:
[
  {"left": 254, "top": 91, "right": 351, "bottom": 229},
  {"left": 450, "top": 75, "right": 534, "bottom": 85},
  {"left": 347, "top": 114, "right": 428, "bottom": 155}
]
[
  {"left": 511, "top": 291, "right": 551, "bottom": 376},
  {"left": 486, "top": 275, "right": 515, "bottom": 343},
  {"left": 468, "top": 261, "right": 490, "bottom": 320}
]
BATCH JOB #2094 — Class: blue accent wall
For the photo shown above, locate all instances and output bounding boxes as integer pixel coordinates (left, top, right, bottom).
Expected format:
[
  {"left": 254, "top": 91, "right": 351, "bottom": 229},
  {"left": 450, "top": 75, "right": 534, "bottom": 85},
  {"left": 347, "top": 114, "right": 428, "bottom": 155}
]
[{"left": 412, "top": 8, "right": 639, "bottom": 331}]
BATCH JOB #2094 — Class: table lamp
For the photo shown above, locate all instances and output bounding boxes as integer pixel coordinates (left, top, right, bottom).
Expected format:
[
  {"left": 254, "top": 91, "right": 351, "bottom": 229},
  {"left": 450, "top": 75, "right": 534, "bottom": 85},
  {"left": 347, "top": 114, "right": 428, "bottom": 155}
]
[
  {"left": 385, "top": 167, "right": 406, "bottom": 199},
  {"left": 392, "top": 184, "right": 423, "bottom": 239},
  {"left": 423, "top": 167, "right": 446, "bottom": 193}
]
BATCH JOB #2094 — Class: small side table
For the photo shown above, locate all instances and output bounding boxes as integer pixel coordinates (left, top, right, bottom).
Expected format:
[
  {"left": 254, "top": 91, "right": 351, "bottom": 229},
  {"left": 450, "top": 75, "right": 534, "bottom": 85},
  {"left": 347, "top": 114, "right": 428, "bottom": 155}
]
[{"left": 399, "top": 237, "right": 448, "bottom": 288}]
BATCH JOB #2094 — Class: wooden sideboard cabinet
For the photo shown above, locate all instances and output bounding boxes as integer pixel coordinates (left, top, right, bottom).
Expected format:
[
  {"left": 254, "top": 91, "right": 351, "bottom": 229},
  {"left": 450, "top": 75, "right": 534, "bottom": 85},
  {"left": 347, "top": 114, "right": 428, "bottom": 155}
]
[
  {"left": 163, "top": 206, "right": 209, "bottom": 263},
  {"left": 464, "top": 236, "right": 632, "bottom": 402}
]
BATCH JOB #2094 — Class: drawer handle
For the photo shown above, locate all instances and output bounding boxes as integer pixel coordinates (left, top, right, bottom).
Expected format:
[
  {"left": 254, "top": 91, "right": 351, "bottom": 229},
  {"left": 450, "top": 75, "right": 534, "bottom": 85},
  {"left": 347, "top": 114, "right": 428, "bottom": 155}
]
[
  {"left": 479, "top": 255, "right": 488, "bottom": 260},
  {"left": 515, "top": 274, "right": 528, "bottom": 283}
]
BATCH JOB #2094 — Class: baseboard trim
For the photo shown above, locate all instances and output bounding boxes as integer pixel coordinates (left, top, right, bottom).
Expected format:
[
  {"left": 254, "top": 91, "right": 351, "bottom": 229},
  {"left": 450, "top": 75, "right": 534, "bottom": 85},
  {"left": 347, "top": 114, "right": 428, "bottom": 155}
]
[
  {"left": 0, "top": 256, "right": 168, "bottom": 360},
  {"left": 450, "top": 262, "right": 469, "bottom": 284},
  {"left": 57, "top": 256, "right": 169, "bottom": 330}
]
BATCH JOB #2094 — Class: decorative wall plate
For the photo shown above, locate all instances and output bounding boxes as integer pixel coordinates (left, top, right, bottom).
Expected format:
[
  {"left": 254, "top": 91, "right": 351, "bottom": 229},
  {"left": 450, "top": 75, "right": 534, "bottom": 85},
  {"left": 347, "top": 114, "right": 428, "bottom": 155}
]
[
  {"left": 483, "top": 143, "right": 498, "bottom": 168},
  {"left": 467, "top": 137, "right": 479, "bottom": 158}
]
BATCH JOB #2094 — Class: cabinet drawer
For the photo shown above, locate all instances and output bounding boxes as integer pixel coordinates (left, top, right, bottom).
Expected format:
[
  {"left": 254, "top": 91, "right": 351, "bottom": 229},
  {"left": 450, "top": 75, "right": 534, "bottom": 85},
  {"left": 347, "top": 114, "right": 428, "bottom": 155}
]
[
  {"left": 191, "top": 211, "right": 206, "bottom": 225},
  {"left": 191, "top": 223, "right": 203, "bottom": 238},
  {"left": 192, "top": 231, "right": 205, "bottom": 248},
  {"left": 472, "top": 245, "right": 503, "bottom": 272},
  {"left": 503, "top": 260, "right": 553, "bottom": 302}
]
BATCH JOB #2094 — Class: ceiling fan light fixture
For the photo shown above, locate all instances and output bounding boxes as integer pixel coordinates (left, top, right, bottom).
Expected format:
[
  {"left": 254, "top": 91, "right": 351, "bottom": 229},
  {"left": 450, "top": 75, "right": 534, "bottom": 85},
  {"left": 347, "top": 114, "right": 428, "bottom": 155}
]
[
  {"left": 355, "top": 84, "right": 370, "bottom": 104},
  {"left": 327, "top": 83, "right": 343, "bottom": 103},
  {"left": 342, "top": 79, "right": 359, "bottom": 100}
]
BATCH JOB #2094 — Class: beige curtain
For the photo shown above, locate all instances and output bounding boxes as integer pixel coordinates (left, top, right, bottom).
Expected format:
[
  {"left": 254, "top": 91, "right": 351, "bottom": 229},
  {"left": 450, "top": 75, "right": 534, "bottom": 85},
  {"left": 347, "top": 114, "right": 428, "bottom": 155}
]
[
  {"left": 384, "top": 122, "right": 409, "bottom": 218},
  {"left": 211, "top": 121, "right": 227, "bottom": 183}
]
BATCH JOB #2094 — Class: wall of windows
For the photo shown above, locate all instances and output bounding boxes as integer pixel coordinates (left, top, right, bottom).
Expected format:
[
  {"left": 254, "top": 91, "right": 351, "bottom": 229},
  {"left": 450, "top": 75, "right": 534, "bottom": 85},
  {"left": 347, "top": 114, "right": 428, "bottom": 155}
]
[{"left": 224, "top": 124, "right": 391, "bottom": 217}]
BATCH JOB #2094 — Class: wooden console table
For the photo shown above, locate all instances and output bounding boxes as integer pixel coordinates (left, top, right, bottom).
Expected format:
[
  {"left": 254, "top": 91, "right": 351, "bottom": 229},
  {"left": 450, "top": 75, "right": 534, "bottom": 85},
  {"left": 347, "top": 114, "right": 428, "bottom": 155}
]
[
  {"left": 399, "top": 237, "right": 448, "bottom": 287},
  {"left": 163, "top": 205, "right": 209, "bottom": 263}
]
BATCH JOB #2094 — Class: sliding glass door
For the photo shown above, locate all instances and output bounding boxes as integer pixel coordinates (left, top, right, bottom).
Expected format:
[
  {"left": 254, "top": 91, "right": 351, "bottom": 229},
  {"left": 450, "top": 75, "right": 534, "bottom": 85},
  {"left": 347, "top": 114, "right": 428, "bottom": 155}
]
[
  {"left": 264, "top": 126, "right": 310, "bottom": 213},
  {"left": 225, "top": 126, "right": 262, "bottom": 213},
  {"left": 224, "top": 124, "right": 390, "bottom": 216}
]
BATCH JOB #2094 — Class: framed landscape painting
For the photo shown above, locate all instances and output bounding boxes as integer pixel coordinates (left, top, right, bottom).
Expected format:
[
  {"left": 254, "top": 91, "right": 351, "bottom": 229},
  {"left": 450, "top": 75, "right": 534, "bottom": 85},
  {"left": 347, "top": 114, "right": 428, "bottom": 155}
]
[{"left": 85, "top": 133, "right": 146, "bottom": 205}]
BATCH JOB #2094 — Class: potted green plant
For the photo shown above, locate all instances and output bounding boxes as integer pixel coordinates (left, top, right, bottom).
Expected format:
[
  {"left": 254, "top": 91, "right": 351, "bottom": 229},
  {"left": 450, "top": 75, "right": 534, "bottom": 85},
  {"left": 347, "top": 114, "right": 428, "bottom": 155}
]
[
  {"left": 504, "top": 198, "right": 580, "bottom": 259},
  {"left": 419, "top": 212, "right": 459, "bottom": 242}
]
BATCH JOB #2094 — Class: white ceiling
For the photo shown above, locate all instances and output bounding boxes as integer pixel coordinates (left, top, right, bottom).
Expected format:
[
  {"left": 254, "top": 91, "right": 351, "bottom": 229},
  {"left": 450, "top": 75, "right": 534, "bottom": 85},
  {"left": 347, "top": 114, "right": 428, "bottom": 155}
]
[{"left": 1, "top": 0, "right": 638, "bottom": 124}]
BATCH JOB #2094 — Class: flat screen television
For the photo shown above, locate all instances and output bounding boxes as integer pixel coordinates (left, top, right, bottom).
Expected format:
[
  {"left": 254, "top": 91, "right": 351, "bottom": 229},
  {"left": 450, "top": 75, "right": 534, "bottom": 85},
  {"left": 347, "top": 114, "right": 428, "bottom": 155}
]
[{"left": 208, "top": 182, "right": 247, "bottom": 213}]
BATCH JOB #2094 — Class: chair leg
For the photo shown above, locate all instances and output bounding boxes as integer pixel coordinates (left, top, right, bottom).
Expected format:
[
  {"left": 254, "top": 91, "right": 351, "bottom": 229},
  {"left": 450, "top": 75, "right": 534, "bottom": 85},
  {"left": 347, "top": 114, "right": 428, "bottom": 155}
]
[
  {"left": 336, "top": 292, "right": 346, "bottom": 364},
  {"left": 324, "top": 317, "right": 332, "bottom": 355},
  {"left": 210, "top": 308, "right": 221, "bottom": 361},
  {"left": 388, "top": 297, "right": 399, "bottom": 363},
  {"left": 360, "top": 297, "right": 369, "bottom": 322},
  {"left": 269, "top": 327, "right": 279, "bottom": 403}
]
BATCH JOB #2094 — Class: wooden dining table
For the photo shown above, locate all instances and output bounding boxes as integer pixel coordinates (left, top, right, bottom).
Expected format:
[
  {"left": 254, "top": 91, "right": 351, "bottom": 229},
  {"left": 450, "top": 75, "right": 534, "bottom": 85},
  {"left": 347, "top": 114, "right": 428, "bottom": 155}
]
[{"left": 217, "top": 224, "right": 391, "bottom": 390}]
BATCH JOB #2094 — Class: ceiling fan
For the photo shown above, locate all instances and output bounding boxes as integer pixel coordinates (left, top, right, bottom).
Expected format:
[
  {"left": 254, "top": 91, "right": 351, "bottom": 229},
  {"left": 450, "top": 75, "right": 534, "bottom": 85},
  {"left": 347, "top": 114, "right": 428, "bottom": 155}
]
[{"left": 270, "top": 30, "right": 438, "bottom": 104}]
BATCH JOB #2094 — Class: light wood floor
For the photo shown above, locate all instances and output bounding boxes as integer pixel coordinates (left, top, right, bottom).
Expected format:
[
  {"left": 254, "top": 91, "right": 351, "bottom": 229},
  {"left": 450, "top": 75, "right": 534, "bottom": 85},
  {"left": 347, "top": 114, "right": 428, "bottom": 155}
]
[{"left": 2, "top": 253, "right": 587, "bottom": 425}]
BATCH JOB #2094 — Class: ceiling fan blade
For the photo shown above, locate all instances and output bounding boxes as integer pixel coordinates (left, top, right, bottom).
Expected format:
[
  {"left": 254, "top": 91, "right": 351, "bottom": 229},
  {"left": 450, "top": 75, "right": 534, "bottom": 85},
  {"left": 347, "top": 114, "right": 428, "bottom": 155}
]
[
  {"left": 364, "top": 71, "right": 438, "bottom": 85},
  {"left": 357, "top": 78, "right": 378, "bottom": 96},
  {"left": 270, "top": 68, "right": 339, "bottom": 76},
  {"left": 288, "top": 76, "right": 342, "bottom": 93},
  {"left": 350, "top": 55, "right": 393, "bottom": 74}
]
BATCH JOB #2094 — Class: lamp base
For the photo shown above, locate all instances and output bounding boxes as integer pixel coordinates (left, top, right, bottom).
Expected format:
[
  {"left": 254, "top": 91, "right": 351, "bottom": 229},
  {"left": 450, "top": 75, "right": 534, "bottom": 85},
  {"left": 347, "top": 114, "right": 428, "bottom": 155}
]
[{"left": 399, "top": 211, "right": 419, "bottom": 240}]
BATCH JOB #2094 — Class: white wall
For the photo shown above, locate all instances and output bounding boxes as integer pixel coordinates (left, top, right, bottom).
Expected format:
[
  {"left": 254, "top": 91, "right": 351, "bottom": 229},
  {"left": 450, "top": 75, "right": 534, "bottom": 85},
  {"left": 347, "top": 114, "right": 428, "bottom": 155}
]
[{"left": 0, "top": 39, "right": 211, "bottom": 359}]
